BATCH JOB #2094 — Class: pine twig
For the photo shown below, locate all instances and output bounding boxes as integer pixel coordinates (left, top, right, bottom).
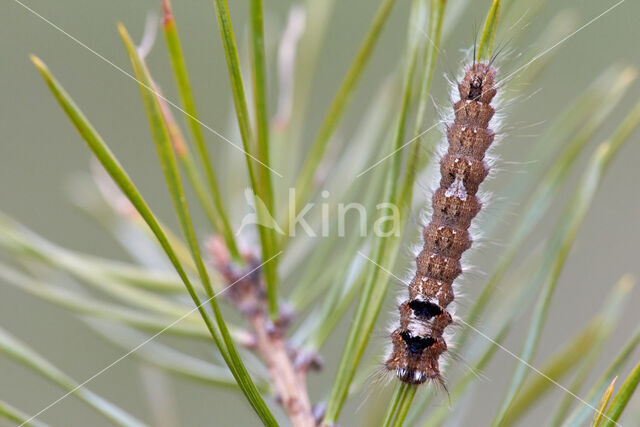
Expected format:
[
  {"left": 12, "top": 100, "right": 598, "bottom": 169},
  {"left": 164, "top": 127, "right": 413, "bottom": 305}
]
[{"left": 209, "top": 238, "right": 318, "bottom": 426}]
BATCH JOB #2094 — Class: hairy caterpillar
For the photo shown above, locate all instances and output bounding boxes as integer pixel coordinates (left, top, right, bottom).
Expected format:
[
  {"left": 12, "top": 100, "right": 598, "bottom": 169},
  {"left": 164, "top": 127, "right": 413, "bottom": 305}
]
[{"left": 385, "top": 61, "right": 498, "bottom": 385}]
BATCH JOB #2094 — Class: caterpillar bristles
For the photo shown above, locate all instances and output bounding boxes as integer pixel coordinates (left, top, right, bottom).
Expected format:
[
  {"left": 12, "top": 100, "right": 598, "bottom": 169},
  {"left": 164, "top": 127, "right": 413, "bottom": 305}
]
[{"left": 385, "top": 58, "right": 502, "bottom": 386}]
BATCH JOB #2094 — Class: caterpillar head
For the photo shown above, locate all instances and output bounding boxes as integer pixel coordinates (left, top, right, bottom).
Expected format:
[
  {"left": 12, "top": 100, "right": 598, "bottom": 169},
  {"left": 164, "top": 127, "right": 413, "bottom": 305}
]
[
  {"left": 458, "top": 63, "right": 497, "bottom": 104},
  {"left": 385, "top": 328, "right": 447, "bottom": 385}
]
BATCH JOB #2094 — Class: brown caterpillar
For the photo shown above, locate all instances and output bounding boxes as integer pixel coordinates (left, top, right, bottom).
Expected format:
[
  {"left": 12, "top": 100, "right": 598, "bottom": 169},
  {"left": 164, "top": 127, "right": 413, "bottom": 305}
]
[{"left": 385, "top": 61, "right": 498, "bottom": 385}]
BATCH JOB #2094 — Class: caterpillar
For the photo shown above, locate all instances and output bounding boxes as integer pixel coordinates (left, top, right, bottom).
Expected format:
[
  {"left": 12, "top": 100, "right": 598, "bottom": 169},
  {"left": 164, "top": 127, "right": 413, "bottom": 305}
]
[{"left": 385, "top": 60, "right": 498, "bottom": 385}]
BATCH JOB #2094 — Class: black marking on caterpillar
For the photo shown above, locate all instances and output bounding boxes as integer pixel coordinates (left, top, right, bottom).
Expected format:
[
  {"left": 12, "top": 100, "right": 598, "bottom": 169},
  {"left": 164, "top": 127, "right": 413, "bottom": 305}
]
[{"left": 385, "top": 61, "right": 498, "bottom": 385}]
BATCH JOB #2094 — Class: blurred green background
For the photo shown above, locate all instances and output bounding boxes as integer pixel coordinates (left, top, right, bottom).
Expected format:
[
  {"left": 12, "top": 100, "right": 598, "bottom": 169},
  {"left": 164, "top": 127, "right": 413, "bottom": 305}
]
[{"left": 2, "top": 0, "right": 640, "bottom": 425}]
